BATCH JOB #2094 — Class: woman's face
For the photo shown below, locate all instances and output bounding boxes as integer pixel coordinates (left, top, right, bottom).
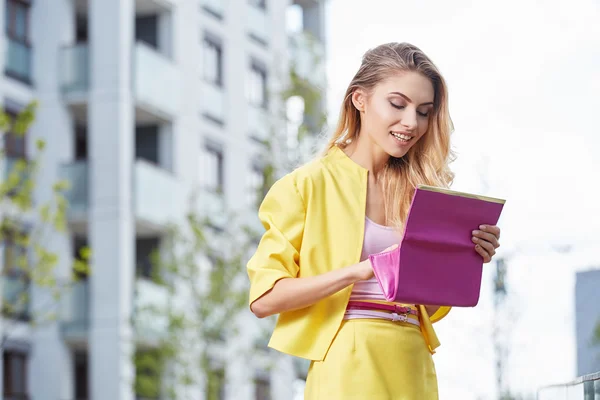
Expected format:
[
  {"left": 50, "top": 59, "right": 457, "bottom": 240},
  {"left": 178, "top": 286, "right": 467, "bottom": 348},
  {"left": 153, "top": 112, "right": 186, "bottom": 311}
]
[{"left": 352, "top": 71, "right": 435, "bottom": 159}]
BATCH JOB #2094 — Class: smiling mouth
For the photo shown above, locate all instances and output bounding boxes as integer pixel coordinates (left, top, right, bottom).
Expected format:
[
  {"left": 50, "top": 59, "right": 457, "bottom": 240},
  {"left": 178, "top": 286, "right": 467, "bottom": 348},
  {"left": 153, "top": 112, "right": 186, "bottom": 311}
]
[{"left": 390, "top": 131, "right": 414, "bottom": 143}]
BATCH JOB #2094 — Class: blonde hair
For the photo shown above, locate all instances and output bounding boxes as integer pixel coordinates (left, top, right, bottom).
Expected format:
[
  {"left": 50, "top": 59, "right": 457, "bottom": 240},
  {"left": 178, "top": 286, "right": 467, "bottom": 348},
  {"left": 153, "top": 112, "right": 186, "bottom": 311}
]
[{"left": 324, "top": 42, "right": 455, "bottom": 228}]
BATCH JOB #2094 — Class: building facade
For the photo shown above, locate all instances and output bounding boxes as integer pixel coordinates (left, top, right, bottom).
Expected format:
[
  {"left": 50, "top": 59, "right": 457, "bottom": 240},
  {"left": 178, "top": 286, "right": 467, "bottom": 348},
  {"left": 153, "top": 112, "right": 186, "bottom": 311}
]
[
  {"left": 0, "top": 0, "right": 326, "bottom": 399},
  {"left": 575, "top": 268, "right": 600, "bottom": 377}
]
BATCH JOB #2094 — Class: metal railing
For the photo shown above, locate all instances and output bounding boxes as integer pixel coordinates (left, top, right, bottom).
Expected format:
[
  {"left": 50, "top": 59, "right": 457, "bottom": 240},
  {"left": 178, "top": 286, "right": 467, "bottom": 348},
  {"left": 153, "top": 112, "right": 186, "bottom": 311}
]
[{"left": 537, "top": 371, "right": 600, "bottom": 400}]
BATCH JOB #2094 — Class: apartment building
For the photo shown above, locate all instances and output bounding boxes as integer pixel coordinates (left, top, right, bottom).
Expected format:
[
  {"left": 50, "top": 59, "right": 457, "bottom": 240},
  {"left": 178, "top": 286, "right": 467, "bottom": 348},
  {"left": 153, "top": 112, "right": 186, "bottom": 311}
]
[{"left": 0, "top": 0, "right": 326, "bottom": 399}]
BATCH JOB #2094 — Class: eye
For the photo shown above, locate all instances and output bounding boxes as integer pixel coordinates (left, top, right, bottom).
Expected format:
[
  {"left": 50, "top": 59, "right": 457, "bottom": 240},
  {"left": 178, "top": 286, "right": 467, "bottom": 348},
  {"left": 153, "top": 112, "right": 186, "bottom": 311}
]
[
  {"left": 417, "top": 111, "right": 429, "bottom": 117},
  {"left": 390, "top": 102, "right": 404, "bottom": 110}
]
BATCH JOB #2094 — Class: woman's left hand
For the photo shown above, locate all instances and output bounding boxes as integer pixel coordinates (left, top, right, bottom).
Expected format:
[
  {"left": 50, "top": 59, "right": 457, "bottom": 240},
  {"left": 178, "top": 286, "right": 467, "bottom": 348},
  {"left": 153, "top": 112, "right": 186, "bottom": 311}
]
[{"left": 472, "top": 225, "right": 501, "bottom": 263}]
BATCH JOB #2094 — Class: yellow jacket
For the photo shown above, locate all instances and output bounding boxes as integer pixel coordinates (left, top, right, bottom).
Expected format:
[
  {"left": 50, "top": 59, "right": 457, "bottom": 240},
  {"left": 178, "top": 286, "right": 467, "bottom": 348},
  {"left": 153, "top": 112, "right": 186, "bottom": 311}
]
[{"left": 247, "top": 146, "right": 451, "bottom": 361}]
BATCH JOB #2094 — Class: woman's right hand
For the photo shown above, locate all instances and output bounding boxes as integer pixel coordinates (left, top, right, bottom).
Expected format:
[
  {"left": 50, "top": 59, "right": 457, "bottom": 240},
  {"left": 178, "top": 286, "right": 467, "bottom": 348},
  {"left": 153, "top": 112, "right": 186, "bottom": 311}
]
[{"left": 355, "top": 244, "right": 398, "bottom": 281}]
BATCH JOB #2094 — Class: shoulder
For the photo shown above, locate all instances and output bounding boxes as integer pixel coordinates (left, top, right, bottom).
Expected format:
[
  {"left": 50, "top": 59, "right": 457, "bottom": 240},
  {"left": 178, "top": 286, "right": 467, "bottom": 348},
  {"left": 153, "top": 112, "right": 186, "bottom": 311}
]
[{"left": 273, "top": 155, "right": 334, "bottom": 199}]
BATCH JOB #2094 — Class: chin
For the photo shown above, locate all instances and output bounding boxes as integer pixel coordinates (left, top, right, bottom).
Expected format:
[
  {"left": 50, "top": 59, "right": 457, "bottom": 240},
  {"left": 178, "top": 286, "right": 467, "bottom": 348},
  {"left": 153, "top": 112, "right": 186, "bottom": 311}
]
[{"left": 384, "top": 144, "right": 411, "bottom": 159}]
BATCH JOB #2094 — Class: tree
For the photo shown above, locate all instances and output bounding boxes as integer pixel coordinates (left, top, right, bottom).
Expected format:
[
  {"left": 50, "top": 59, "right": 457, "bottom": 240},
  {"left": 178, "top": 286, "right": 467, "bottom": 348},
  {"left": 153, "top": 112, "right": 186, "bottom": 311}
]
[
  {"left": 0, "top": 101, "right": 91, "bottom": 350},
  {"left": 132, "top": 32, "right": 327, "bottom": 399}
]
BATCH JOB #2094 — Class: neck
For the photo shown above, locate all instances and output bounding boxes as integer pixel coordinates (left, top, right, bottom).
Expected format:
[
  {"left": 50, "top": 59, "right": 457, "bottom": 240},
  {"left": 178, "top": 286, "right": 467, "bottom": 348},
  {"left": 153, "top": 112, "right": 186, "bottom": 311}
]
[{"left": 343, "top": 133, "right": 389, "bottom": 179}]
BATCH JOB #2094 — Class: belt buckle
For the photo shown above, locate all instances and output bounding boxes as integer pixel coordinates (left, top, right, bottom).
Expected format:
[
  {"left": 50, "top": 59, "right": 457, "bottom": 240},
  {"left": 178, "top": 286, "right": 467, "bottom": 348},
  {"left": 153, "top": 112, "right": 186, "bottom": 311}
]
[
  {"left": 391, "top": 312, "right": 408, "bottom": 323},
  {"left": 392, "top": 305, "right": 410, "bottom": 323}
]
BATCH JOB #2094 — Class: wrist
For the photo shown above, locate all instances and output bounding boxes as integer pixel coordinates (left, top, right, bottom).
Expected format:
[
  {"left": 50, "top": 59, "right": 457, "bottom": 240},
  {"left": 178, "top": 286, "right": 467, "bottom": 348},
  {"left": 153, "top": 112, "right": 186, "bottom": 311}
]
[{"left": 347, "top": 259, "right": 371, "bottom": 283}]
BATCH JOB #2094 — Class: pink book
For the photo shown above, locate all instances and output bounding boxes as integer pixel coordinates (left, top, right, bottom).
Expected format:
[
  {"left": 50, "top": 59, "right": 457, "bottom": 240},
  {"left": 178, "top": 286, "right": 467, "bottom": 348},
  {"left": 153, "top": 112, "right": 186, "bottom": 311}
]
[{"left": 369, "top": 185, "right": 506, "bottom": 307}]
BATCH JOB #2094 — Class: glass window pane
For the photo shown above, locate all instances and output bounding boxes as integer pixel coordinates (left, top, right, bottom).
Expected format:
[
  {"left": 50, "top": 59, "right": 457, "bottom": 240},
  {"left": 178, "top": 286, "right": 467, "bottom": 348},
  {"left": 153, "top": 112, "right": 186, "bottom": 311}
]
[
  {"left": 201, "top": 145, "right": 223, "bottom": 192},
  {"left": 15, "top": 4, "right": 27, "bottom": 40},
  {"left": 203, "top": 39, "right": 222, "bottom": 86}
]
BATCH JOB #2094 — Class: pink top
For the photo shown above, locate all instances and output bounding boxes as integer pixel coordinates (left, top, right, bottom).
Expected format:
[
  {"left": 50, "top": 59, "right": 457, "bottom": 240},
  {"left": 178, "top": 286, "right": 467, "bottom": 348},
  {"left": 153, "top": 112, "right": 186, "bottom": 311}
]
[{"left": 344, "top": 217, "right": 419, "bottom": 326}]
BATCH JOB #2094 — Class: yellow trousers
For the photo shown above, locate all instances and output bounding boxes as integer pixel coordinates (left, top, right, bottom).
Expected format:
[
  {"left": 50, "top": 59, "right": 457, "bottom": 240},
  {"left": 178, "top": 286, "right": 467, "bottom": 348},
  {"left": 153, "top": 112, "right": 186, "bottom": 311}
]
[{"left": 304, "top": 319, "right": 439, "bottom": 400}]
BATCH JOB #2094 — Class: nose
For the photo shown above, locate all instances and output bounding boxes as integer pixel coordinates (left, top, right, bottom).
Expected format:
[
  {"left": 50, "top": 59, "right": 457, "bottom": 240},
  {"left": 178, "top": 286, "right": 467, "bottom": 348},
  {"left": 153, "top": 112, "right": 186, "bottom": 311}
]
[{"left": 401, "top": 109, "right": 418, "bottom": 131}]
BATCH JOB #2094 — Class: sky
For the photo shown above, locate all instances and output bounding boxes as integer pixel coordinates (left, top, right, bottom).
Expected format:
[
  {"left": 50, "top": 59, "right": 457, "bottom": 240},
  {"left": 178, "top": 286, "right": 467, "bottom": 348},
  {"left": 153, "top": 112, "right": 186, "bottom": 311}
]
[{"left": 322, "top": 0, "right": 600, "bottom": 398}]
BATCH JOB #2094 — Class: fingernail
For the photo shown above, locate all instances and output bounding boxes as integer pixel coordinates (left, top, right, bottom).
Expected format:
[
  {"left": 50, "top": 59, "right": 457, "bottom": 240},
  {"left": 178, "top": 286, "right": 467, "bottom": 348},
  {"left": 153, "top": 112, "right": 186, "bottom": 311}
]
[
  {"left": 472, "top": 237, "right": 478, "bottom": 243},
  {"left": 472, "top": 230, "right": 479, "bottom": 235},
  {"left": 475, "top": 245, "right": 480, "bottom": 249},
  {"left": 479, "top": 225, "right": 486, "bottom": 230}
]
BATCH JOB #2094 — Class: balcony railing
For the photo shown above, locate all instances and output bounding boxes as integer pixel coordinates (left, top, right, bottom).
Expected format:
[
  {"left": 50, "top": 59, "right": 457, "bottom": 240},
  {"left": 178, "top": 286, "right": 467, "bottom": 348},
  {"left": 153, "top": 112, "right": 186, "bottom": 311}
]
[
  {"left": 247, "top": 3, "right": 268, "bottom": 44},
  {"left": 60, "top": 280, "right": 89, "bottom": 340},
  {"left": 60, "top": 159, "right": 182, "bottom": 228},
  {"left": 5, "top": 37, "right": 32, "bottom": 84},
  {"left": 133, "top": 278, "right": 168, "bottom": 344},
  {"left": 537, "top": 371, "right": 600, "bottom": 400},
  {"left": 133, "top": 41, "right": 181, "bottom": 119},
  {"left": 201, "top": 81, "right": 225, "bottom": 123},
  {"left": 60, "top": 44, "right": 89, "bottom": 95},
  {"left": 248, "top": 106, "right": 270, "bottom": 142},
  {"left": 59, "top": 41, "right": 181, "bottom": 119},
  {"left": 202, "top": 0, "right": 225, "bottom": 17},
  {"left": 61, "top": 277, "right": 169, "bottom": 343},
  {"left": 2, "top": 273, "right": 30, "bottom": 321}
]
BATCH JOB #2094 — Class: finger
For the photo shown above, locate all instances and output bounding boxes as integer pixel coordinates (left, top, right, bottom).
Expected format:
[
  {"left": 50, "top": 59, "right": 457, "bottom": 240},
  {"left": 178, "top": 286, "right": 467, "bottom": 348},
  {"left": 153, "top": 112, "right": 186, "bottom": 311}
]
[
  {"left": 480, "top": 224, "right": 501, "bottom": 240},
  {"left": 472, "top": 230, "right": 500, "bottom": 248},
  {"left": 475, "top": 244, "right": 492, "bottom": 263},
  {"left": 473, "top": 236, "right": 496, "bottom": 258}
]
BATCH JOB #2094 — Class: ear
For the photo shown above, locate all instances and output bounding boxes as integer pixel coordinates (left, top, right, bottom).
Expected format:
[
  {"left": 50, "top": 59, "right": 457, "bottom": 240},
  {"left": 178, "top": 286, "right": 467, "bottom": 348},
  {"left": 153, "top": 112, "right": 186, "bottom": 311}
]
[{"left": 351, "top": 89, "right": 367, "bottom": 112}]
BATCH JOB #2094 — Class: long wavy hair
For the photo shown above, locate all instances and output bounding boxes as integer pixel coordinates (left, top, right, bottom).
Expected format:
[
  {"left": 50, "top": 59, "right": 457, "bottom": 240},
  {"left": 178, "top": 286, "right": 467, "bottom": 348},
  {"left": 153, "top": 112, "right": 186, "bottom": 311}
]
[{"left": 324, "top": 42, "right": 455, "bottom": 228}]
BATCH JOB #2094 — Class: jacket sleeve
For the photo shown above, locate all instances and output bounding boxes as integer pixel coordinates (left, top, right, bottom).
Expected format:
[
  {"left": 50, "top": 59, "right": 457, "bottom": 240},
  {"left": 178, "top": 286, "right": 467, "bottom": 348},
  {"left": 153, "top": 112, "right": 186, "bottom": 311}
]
[
  {"left": 430, "top": 306, "right": 451, "bottom": 323},
  {"left": 247, "top": 173, "right": 306, "bottom": 307}
]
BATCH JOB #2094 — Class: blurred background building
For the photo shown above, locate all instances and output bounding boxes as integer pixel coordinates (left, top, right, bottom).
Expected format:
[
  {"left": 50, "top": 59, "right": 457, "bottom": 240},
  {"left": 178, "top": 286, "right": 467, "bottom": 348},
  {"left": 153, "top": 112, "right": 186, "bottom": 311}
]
[
  {"left": 575, "top": 269, "right": 600, "bottom": 376},
  {"left": 0, "top": 0, "right": 326, "bottom": 399}
]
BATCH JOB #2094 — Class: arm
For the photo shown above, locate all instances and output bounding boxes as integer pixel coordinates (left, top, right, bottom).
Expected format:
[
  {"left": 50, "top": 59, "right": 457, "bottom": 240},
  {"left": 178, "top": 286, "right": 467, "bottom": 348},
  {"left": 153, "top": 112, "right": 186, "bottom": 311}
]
[
  {"left": 425, "top": 305, "right": 441, "bottom": 316},
  {"left": 251, "top": 260, "right": 371, "bottom": 318}
]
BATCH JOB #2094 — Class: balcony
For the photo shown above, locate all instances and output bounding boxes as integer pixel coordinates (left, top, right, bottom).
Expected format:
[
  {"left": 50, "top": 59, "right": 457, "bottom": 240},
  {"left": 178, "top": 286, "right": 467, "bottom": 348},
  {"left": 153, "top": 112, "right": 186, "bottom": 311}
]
[
  {"left": 60, "top": 44, "right": 89, "bottom": 100},
  {"left": 2, "top": 274, "right": 30, "bottom": 321},
  {"left": 133, "top": 159, "right": 183, "bottom": 232},
  {"left": 60, "top": 278, "right": 169, "bottom": 345},
  {"left": 248, "top": 106, "right": 270, "bottom": 142},
  {"left": 201, "top": 81, "right": 225, "bottom": 123},
  {"left": 60, "top": 159, "right": 182, "bottom": 232},
  {"left": 201, "top": 0, "right": 225, "bottom": 18},
  {"left": 59, "top": 41, "right": 181, "bottom": 122},
  {"left": 5, "top": 37, "right": 32, "bottom": 84},
  {"left": 247, "top": 3, "right": 268, "bottom": 45},
  {"left": 537, "top": 371, "right": 600, "bottom": 399},
  {"left": 133, "top": 41, "right": 181, "bottom": 121},
  {"left": 289, "top": 32, "right": 325, "bottom": 87},
  {"left": 133, "top": 278, "right": 168, "bottom": 345},
  {"left": 60, "top": 280, "right": 89, "bottom": 344}
]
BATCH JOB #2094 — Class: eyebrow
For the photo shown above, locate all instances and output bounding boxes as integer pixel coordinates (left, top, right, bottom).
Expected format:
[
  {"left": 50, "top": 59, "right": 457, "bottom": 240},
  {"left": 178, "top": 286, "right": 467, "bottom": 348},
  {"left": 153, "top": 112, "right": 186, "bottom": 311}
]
[{"left": 389, "top": 91, "right": 434, "bottom": 107}]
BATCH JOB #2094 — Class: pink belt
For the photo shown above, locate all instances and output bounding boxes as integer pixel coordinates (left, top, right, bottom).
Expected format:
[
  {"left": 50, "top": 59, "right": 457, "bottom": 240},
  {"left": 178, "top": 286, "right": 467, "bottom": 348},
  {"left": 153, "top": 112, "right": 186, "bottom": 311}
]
[{"left": 346, "top": 301, "right": 419, "bottom": 316}]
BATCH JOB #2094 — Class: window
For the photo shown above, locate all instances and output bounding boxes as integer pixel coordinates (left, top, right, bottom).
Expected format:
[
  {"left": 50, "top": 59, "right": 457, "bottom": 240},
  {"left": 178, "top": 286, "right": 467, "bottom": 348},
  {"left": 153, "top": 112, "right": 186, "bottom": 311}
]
[
  {"left": 135, "top": 125, "right": 160, "bottom": 165},
  {"left": 3, "top": 110, "right": 26, "bottom": 160},
  {"left": 254, "top": 376, "right": 271, "bottom": 400},
  {"left": 136, "top": 15, "right": 159, "bottom": 49},
  {"left": 203, "top": 36, "right": 223, "bottom": 87},
  {"left": 74, "top": 125, "right": 87, "bottom": 160},
  {"left": 74, "top": 352, "right": 88, "bottom": 400},
  {"left": 136, "top": 237, "right": 161, "bottom": 279},
  {"left": 2, "top": 228, "right": 30, "bottom": 320},
  {"left": 206, "top": 368, "right": 225, "bottom": 400},
  {"left": 247, "top": 62, "right": 268, "bottom": 109},
  {"left": 249, "top": 0, "right": 266, "bottom": 10},
  {"left": 3, "top": 351, "right": 28, "bottom": 399},
  {"left": 201, "top": 142, "right": 224, "bottom": 193},
  {"left": 73, "top": 237, "right": 89, "bottom": 280},
  {"left": 5, "top": 0, "right": 30, "bottom": 43}
]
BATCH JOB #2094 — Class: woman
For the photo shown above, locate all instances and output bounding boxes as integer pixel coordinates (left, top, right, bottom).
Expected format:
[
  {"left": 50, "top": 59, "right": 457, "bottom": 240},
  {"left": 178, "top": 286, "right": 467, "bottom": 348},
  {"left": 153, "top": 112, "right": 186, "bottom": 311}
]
[{"left": 247, "top": 42, "right": 501, "bottom": 399}]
